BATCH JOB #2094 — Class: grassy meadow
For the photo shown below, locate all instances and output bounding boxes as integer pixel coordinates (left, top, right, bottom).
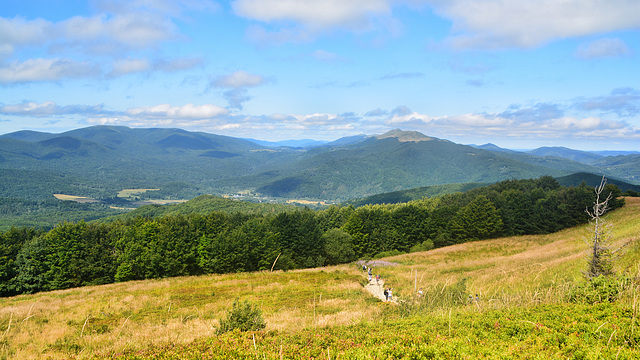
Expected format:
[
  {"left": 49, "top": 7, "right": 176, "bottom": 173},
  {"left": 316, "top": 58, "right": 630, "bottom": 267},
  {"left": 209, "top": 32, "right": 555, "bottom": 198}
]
[{"left": 1, "top": 198, "right": 639, "bottom": 359}]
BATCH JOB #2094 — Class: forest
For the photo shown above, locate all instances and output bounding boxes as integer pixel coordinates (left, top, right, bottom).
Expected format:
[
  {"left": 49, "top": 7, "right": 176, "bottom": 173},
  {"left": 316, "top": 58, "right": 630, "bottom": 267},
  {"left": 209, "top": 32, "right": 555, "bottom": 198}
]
[{"left": 0, "top": 176, "right": 625, "bottom": 297}]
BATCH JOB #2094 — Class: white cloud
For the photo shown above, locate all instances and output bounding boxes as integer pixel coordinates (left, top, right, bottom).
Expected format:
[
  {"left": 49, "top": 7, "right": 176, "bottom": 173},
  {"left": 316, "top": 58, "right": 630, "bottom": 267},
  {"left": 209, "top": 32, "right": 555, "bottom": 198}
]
[
  {"left": 426, "top": 0, "right": 640, "bottom": 49},
  {"left": 0, "top": 17, "right": 52, "bottom": 56},
  {"left": 0, "top": 58, "right": 98, "bottom": 84},
  {"left": 234, "top": 0, "right": 398, "bottom": 45},
  {"left": 0, "top": 1, "right": 213, "bottom": 84},
  {"left": 232, "top": 0, "right": 390, "bottom": 30},
  {"left": 575, "top": 88, "right": 640, "bottom": 117},
  {"left": 212, "top": 70, "right": 267, "bottom": 88},
  {"left": 211, "top": 71, "right": 269, "bottom": 109},
  {"left": 127, "top": 103, "right": 229, "bottom": 119},
  {"left": 233, "top": 0, "right": 640, "bottom": 49},
  {"left": 0, "top": 101, "right": 59, "bottom": 116},
  {"left": 110, "top": 58, "right": 151, "bottom": 76},
  {"left": 0, "top": 101, "right": 108, "bottom": 117},
  {"left": 576, "top": 38, "right": 633, "bottom": 59},
  {"left": 1, "top": 13, "right": 177, "bottom": 55}
]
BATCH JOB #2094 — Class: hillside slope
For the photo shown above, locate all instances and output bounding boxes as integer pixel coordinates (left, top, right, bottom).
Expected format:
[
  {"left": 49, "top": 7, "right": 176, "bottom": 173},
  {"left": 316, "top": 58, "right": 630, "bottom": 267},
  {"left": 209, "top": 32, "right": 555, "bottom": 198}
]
[
  {"left": 1, "top": 198, "right": 638, "bottom": 359},
  {"left": 251, "top": 133, "right": 599, "bottom": 200},
  {"left": 1, "top": 126, "right": 637, "bottom": 206}
]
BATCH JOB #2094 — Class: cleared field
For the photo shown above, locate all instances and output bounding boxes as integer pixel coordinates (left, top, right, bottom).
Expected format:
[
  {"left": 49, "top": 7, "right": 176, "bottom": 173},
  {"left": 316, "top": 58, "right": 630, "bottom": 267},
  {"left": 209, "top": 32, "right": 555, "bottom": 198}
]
[
  {"left": 117, "top": 189, "right": 161, "bottom": 198},
  {"left": 53, "top": 194, "right": 99, "bottom": 203},
  {"left": 132, "top": 199, "right": 188, "bottom": 205},
  {"left": 286, "top": 199, "right": 330, "bottom": 206}
]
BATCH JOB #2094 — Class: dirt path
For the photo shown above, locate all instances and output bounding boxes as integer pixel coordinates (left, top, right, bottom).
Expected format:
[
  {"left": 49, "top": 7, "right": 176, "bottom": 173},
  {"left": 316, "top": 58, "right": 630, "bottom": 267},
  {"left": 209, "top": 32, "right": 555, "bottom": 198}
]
[{"left": 364, "top": 277, "right": 396, "bottom": 303}]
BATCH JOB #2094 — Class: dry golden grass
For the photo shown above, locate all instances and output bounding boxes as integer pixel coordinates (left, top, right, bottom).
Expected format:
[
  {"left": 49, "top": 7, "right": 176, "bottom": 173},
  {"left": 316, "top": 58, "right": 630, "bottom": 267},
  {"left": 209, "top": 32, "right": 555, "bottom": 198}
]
[
  {"left": 0, "top": 267, "right": 370, "bottom": 359},
  {"left": 53, "top": 194, "right": 99, "bottom": 203},
  {"left": 374, "top": 197, "right": 640, "bottom": 307}
]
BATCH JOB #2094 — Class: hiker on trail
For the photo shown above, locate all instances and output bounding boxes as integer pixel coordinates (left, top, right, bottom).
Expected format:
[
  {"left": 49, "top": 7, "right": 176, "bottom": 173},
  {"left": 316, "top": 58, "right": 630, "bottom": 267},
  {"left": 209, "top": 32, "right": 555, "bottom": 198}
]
[
  {"left": 362, "top": 264, "right": 367, "bottom": 271},
  {"left": 388, "top": 288, "right": 393, "bottom": 301},
  {"left": 376, "top": 274, "right": 380, "bottom": 285},
  {"left": 367, "top": 267, "right": 373, "bottom": 283},
  {"left": 384, "top": 288, "right": 389, "bottom": 301}
]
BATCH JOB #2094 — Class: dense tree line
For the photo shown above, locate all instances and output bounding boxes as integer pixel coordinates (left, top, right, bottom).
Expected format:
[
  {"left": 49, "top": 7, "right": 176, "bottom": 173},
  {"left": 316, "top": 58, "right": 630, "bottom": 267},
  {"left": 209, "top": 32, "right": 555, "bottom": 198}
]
[{"left": 0, "top": 177, "right": 624, "bottom": 297}]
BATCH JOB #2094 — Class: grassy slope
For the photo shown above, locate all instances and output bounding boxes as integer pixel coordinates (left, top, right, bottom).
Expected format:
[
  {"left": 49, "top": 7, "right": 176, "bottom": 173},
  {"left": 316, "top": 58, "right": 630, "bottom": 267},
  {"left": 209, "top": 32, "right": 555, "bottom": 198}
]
[{"left": 1, "top": 198, "right": 639, "bottom": 359}]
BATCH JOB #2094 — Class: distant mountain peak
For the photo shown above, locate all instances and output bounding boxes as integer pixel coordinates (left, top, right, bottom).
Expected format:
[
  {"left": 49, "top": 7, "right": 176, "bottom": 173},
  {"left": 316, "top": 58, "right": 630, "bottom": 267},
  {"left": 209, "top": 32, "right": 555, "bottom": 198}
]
[{"left": 376, "top": 129, "right": 434, "bottom": 142}]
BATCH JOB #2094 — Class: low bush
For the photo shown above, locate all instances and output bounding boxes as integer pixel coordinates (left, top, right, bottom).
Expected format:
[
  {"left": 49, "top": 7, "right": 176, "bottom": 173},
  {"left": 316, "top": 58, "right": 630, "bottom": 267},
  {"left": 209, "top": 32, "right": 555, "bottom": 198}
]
[
  {"left": 216, "top": 299, "right": 266, "bottom": 334},
  {"left": 568, "top": 275, "right": 623, "bottom": 304}
]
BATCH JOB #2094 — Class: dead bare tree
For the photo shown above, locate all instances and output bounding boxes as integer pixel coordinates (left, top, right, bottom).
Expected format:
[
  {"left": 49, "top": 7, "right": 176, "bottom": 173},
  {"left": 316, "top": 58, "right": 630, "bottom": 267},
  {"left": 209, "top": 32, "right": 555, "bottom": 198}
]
[{"left": 584, "top": 176, "right": 629, "bottom": 279}]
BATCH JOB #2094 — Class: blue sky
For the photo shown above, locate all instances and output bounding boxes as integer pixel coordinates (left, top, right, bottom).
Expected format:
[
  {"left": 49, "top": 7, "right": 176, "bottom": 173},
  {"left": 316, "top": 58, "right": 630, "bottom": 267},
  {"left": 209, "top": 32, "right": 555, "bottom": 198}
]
[{"left": 1, "top": 0, "right": 639, "bottom": 150}]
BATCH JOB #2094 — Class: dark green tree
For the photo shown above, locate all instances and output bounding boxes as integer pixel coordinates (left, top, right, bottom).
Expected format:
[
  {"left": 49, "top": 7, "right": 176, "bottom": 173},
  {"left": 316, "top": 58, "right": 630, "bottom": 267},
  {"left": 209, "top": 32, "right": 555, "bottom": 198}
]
[
  {"left": 0, "top": 227, "right": 41, "bottom": 296},
  {"left": 450, "top": 195, "right": 503, "bottom": 241},
  {"left": 323, "top": 228, "right": 355, "bottom": 265}
]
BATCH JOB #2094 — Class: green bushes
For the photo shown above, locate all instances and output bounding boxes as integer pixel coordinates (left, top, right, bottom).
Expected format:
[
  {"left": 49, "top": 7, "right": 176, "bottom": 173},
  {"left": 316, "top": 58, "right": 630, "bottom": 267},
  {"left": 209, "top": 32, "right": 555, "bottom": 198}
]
[
  {"left": 216, "top": 299, "right": 266, "bottom": 334},
  {"left": 568, "top": 276, "right": 624, "bottom": 304}
]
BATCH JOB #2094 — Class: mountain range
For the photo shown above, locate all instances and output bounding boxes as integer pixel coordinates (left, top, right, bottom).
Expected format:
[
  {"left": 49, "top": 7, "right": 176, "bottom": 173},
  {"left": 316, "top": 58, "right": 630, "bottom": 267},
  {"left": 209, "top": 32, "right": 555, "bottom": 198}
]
[{"left": 1, "top": 126, "right": 639, "bottom": 204}]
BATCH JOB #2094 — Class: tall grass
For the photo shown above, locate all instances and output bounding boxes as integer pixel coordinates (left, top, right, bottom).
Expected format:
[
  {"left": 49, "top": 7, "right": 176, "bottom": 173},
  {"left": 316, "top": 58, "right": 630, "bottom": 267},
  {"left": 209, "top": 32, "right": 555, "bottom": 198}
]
[{"left": 374, "top": 197, "right": 640, "bottom": 311}]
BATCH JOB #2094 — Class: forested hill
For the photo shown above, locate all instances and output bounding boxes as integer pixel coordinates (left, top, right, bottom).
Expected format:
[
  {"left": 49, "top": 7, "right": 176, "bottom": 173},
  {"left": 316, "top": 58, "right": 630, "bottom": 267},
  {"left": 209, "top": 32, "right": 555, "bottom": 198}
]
[
  {"left": 3, "top": 126, "right": 636, "bottom": 205},
  {"left": 105, "top": 194, "right": 296, "bottom": 221},
  {"left": 0, "top": 177, "right": 625, "bottom": 297}
]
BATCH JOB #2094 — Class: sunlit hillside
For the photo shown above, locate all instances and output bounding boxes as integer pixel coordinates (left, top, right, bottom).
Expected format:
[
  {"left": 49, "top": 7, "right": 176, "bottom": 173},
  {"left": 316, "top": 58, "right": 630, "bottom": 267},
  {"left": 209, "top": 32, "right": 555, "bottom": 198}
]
[{"left": 1, "top": 198, "right": 639, "bottom": 359}]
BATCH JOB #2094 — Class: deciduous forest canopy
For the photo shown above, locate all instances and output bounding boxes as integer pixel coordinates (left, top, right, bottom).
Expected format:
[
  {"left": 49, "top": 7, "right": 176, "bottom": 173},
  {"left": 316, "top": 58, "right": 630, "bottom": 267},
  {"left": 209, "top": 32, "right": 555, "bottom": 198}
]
[{"left": 0, "top": 176, "right": 624, "bottom": 297}]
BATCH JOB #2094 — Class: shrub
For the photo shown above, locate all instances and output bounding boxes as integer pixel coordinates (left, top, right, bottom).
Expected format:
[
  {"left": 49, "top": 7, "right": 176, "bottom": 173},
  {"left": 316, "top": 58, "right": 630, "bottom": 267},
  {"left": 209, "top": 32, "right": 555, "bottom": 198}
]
[
  {"left": 217, "top": 299, "right": 266, "bottom": 334},
  {"left": 409, "top": 240, "right": 434, "bottom": 253},
  {"left": 568, "top": 276, "right": 622, "bottom": 305},
  {"left": 373, "top": 249, "right": 403, "bottom": 259}
]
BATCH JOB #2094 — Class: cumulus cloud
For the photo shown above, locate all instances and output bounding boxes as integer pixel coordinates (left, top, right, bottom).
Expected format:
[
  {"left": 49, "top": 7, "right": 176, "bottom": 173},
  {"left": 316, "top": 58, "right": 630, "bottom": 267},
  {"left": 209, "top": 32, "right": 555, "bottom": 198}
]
[
  {"left": 576, "top": 38, "right": 633, "bottom": 59},
  {"left": 426, "top": 0, "right": 640, "bottom": 49},
  {"left": 110, "top": 58, "right": 151, "bottom": 76},
  {"left": 362, "top": 99, "right": 639, "bottom": 144},
  {"left": 108, "top": 57, "right": 202, "bottom": 77},
  {"left": 499, "top": 103, "right": 565, "bottom": 122},
  {"left": 211, "top": 71, "right": 269, "bottom": 109},
  {"left": 0, "top": 101, "right": 108, "bottom": 117},
  {"left": 232, "top": 0, "right": 390, "bottom": 30},
  {"left": 233, "top": 0, "right": 397, "bottom": 45},
  {"left": 0, "top": 58, "right": 99, "bottom": 84},
  {"left": 0, "top": 100, "right": 228, "bottom": 129},
  {"left": 86, "top": 102, "right": 230, "bottom": 129},
  {"left": 127, "top": 103, "right": 229, "bottom": 119},
  {"left": 575, "top": 88, "right": 640, "bottom": 117},
  {"left": 232, "top": 0, "right": 640, "bottom": 49},
  {"left": 212, "top": 70, "right": 267, "bottom": 88},
  {"left": 0, "top": 1, "right": 214, "bottom": 84},
  {"left": 0, "top": 17, "right": 52, "bottom": 56},
  {"left": 1, "top": 13, "right": 177, "bottom": 56}
]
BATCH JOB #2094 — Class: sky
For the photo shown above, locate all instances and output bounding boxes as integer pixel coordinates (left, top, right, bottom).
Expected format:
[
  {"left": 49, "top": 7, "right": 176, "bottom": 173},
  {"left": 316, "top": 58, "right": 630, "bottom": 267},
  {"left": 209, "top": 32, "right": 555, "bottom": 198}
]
[{"left": 1, "top": 0, "right": 639, "bottom": 151}]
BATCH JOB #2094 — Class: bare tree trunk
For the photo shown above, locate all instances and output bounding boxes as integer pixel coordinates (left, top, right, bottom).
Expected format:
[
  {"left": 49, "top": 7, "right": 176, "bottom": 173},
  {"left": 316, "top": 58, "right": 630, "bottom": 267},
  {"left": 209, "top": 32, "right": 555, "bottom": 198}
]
[{"left": 585, "top": 176, "right": 613, "bottom": 279}]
